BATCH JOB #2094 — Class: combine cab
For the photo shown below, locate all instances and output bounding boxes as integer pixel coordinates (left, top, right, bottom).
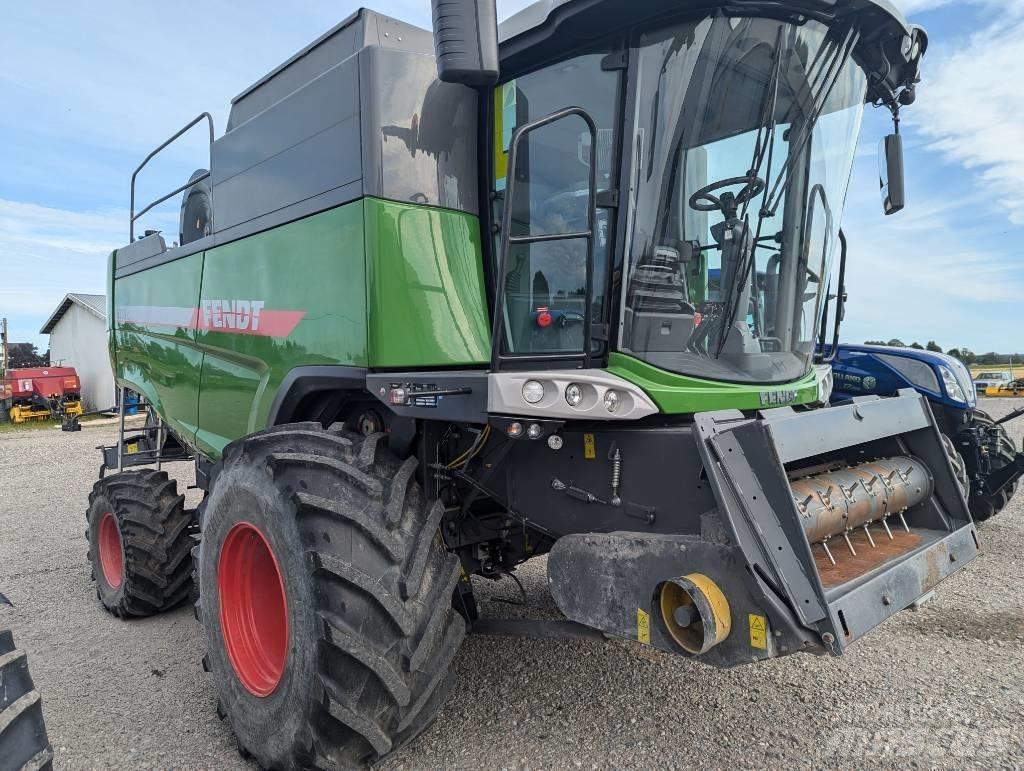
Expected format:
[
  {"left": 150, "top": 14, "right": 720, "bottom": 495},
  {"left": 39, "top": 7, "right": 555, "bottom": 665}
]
[{"left": 2, "top": 367, "right": 83, "bottom": 423}]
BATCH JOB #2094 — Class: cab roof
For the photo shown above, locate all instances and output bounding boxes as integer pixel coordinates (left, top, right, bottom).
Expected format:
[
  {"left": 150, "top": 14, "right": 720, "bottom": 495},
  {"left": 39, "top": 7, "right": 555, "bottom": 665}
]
[{"left": 498, "top": 0, "right": 926, "bottom": 104}]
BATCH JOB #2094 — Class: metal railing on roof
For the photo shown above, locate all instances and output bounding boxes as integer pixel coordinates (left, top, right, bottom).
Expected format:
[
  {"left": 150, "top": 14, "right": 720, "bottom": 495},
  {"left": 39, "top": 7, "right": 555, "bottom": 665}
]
[{"left": 129, "top": 112, "right": 215, "bottom": 242}]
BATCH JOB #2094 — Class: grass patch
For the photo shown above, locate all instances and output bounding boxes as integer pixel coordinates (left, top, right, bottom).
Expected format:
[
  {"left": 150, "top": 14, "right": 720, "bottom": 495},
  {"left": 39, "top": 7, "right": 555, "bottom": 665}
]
[{"left": 0, "top": 414, "right": 103, "bottom": 434}]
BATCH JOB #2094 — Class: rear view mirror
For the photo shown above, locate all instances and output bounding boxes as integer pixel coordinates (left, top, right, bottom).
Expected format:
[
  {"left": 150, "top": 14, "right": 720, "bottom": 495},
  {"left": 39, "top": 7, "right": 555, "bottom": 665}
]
[
  {"left": 878, "top": 134, "right": 905, "bottom": 215},
  {"left": 431, "top": 0, "right": 499, "bottom": 86}
]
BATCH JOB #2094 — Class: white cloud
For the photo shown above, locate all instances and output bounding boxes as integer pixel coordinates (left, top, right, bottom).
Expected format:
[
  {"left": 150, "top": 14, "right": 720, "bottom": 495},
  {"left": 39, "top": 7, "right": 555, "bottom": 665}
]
[
  {"left": 892, "top": 0, "right": 954, "bottom": 14},
  {"left": 893, "top": 0, "right": 1024, "bottom": 16},
  {"left": 911, "top": 18, "right": 1024, "bottom": 225},
  {"left": 838, "top": 153, "right": 1024, "bottom": 352},
  {"left": 0, "top": 199, "right": 153, "bottom": 343},
  {"left": 0, "top": 199, "right": 125, "bottom": 256}
]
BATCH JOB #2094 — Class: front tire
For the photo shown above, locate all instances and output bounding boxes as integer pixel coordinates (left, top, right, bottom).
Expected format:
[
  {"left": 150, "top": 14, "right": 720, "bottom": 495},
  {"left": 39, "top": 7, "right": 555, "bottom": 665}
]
[{"left": 197, "top": 423, "right": 465, "bottom": 769}]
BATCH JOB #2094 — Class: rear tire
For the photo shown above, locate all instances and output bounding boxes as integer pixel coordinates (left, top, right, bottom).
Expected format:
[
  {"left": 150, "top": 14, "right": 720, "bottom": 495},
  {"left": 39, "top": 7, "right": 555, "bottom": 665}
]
[
  {"left": 0, "top": 629, "right": 53, "bottom": 770},
  {"left": 966, "top": 409, "right": 1018, "bottom": 522},
  {"left": 196, "top": 423, "right": 466, "bottom": 770},
  {"left": 86, "top": 470, "right": 194, "bottom": 617}
]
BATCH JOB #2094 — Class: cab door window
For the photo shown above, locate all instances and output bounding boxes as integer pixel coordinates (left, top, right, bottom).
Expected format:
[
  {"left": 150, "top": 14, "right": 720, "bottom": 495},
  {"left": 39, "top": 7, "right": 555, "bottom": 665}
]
[{"left": 493, "top": 51, "right": 621, "bottom": 355}]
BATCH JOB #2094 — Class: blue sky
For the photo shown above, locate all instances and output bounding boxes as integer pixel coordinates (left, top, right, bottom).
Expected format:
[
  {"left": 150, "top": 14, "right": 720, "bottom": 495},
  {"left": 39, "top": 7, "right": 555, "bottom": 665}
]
[{"left": 1, "top": 0, "right": 1021, "bottom": 355}]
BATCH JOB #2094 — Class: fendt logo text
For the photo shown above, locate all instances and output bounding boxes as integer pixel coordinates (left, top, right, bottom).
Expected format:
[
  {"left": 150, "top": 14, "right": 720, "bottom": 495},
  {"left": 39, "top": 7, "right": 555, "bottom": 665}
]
[
  {"left": 116, "top": 301, "right": 306, "bottom": 339},
  {"left": 200, "top": 300, "right": 266, "bottom": 332}
]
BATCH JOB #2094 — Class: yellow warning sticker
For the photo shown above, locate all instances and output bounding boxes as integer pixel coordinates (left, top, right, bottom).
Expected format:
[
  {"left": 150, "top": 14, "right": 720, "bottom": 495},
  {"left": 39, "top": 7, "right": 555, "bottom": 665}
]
[
  {"left": 637, "top": 608, "right": 651, "bottom": 644},
  {"left": 583, "top": 433, "right": 596, "bottom": 459},
  {"left": 749, "top": 613, "right": 768, "bottom": 649},
  {"left": 126, "top": 442, "right": 139, "bottom": 455}
]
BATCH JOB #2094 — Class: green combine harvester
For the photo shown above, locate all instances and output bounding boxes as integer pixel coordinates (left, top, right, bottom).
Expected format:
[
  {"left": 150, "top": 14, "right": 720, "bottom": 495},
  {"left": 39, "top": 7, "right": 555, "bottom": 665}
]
[{"left": 85, "top": 0, "right": 976, "bottom": 767}]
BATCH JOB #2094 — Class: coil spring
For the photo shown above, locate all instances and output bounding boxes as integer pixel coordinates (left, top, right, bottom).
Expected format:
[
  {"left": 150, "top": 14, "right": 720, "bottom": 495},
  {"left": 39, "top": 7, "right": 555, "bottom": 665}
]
[{"left": 610, "top": 447, "right": 622, "bottom": 504}]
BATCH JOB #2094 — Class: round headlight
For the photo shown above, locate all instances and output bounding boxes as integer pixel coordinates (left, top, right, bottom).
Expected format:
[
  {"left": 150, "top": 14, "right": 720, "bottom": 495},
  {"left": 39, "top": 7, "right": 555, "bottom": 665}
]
[
  {"left": 527, "top": 423, "right": 543, "bottom": 439},
  {"left": 603, "top": 390, "right": 621, "bottom": 413},
  {"left": 522, "top": 380, "right": 545, "bottom": 404},
  {"left": 565, "top": 383, "right": 584, "bottom": 407}
]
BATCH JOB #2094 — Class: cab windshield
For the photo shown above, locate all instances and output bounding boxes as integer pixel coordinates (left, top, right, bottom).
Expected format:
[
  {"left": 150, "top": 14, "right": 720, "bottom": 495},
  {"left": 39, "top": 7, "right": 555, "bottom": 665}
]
[{"left": 620, "top": 14, "right": 867, "bottom": 383}]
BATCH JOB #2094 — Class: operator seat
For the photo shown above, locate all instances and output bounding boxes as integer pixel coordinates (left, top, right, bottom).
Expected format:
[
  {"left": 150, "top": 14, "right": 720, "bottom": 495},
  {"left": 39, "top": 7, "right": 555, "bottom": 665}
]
[{"left": 626, "top": 245, "right": 696, "bottom": 352}]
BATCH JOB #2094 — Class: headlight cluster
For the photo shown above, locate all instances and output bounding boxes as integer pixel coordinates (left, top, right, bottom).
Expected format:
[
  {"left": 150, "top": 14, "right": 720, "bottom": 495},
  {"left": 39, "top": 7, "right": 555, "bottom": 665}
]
[
  {"left": 939, "top": 365, "right": 968, "bottom": 404},
  {"left": 521, "top": 379, "right": 624, "bottom": 414}
]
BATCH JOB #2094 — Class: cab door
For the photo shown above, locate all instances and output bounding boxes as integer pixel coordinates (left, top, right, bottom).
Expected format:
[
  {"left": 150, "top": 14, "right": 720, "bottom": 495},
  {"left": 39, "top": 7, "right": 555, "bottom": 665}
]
[{"left": 490, "top": 46, "right": 624, "bottom": 367}]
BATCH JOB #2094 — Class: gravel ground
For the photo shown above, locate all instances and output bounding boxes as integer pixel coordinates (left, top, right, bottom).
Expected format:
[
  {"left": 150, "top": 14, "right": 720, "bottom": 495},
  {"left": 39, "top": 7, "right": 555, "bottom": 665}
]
[{"left": 1, "top": 400, "right": 1022, "bottom": 769}]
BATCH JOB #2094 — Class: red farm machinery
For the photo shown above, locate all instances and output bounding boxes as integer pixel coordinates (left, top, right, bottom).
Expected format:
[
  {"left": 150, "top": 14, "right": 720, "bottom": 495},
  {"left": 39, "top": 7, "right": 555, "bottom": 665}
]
[{"left": 1, "top": 367, "right": 83, "bottom": 424}]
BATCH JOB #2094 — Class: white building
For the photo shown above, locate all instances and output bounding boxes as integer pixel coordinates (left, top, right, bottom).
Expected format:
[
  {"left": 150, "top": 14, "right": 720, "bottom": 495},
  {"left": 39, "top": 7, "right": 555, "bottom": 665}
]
[{"left": 40, "top": 293, "right": 115, "bottom": 410}]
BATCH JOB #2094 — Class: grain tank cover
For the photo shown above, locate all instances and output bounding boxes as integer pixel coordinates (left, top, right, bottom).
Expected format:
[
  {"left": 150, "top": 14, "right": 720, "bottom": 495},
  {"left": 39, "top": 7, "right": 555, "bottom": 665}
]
[
  {"left": 207, "top": 9, "right": 479, "bottom": 238},
  {"left": 227, "top": 11, "right": 433, "bottom": 130}
]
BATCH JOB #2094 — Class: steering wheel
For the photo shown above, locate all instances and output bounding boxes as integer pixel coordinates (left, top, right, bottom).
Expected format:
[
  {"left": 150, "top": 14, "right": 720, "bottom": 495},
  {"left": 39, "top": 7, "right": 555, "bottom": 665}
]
[{"left": 689, "top": 175, "right": 766, "bottom": 213}]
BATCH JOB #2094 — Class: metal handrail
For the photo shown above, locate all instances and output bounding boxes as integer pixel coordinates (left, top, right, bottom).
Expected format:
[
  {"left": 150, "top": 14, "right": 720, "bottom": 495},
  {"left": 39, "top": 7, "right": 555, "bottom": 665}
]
[
  {"left": 129, "top": 111, "right": 215, "bottom": 241},
  {"left": 816, "top": 229, "right": 848, "bottom": 364},
  {"left": 491, "top": 106, "right": 599, "bottom": 371}
]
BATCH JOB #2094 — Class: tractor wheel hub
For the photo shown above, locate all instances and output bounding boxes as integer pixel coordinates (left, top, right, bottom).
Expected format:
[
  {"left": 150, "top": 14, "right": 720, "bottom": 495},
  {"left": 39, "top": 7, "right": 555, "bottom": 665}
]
[
  {"left": 98, "top": 512, "right": 124, "bottom": 588},
  {"left": 218, "top": 522, "right": 289, "bottom": 697}
]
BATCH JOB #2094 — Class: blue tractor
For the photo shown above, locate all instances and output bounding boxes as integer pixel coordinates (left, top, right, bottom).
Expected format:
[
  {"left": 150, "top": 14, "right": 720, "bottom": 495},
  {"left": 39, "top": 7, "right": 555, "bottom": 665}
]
[{"left": 830, "top": 344, "right": 1024, "bottom": 520}]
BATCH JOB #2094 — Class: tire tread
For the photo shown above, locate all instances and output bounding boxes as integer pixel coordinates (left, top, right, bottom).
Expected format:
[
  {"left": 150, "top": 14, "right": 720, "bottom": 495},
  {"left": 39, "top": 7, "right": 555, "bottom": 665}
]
[
  {"left": 200, "top": 424, "right": 465, "bottom": 769},
  {"left": 86, "top": 469, "right": 193, "bottom": 617},
  {"left": 0, "top": 629, "right": 53, "bottom": 771}
]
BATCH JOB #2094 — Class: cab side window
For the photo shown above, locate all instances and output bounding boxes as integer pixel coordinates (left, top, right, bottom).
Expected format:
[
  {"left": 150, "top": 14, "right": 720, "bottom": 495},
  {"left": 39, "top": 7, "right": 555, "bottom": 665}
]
[{"left": 493, "top": 51, "right": 620, "bottom": 355}]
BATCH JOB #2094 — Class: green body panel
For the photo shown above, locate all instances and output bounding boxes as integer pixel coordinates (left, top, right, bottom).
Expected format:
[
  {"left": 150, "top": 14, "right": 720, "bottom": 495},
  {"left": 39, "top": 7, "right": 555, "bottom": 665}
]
[
  {"left": 193, "top": 203, "right": 368, "bottom": 456},
  {"left": 112, "top": 253, "right": 205, "bottom": 444},
  {"left": 364, "top": 198, "right": 490, "bottom": 368},
  {"left": 607, "top": 352, "right": 819, "bottom": 414},
  {"left": 110, "top": 198, "right": 490, "bottom": 459}
]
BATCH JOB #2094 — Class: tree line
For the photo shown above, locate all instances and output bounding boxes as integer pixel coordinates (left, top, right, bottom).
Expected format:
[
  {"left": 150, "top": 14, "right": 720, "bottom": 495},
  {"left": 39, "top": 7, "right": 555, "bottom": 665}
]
[
  {"left": 863, "top": 340, "right": 1019, "bottom": 366},
  {"left": 1, "top": 342, "right": 50, "bottom": 370}
]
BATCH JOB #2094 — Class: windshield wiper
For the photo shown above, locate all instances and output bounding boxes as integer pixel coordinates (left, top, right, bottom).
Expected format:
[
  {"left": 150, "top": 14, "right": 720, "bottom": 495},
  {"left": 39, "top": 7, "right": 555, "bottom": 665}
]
[
  {"left": 713, "top": 25, "right": 860, "bottom": 357},
  {"left": 760, "top": 26, "right": 861, "bottom": 217},
  {"left": 712, "top": 27, "right": 785, "bottom": 356}
]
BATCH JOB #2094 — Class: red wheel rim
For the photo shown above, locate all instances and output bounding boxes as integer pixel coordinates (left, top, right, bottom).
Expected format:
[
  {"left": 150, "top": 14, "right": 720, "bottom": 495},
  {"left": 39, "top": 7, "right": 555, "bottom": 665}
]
[
  {"left": 218, "top": 522, "right": 289, "bottom": 697},
  {"left": 98, "top": 512, "right": 124, "bottom": 588}
]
